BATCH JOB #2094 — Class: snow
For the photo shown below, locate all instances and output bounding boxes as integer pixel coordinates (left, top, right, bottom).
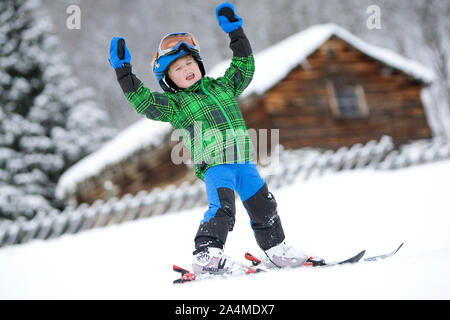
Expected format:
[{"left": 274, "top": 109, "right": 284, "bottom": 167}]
[
  {"left": 0, "top": 0, "right": 114, "bottom": 218},
  {"left": 1, "top": 159, "right": 450, "bottom": 299},
  {"left": 56, "top": 118, "right": 172, "bottom": 198},
  {"left": 209, "top": 23, "right": 436, "bottom": 99}
]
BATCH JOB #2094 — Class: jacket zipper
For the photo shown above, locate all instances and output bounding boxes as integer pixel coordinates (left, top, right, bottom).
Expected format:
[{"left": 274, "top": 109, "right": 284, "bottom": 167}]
[{"left": 200, "top": 79, "right": 242, "bottom": 162}]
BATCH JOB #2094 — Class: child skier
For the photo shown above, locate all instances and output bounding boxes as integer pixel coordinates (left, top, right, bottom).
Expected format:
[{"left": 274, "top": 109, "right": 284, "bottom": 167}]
[{"left": 109, "top": 2, "right": 310, "bottom": 273}]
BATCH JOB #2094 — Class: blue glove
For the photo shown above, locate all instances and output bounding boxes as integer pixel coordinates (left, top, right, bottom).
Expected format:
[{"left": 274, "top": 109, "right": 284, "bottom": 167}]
[
  {"left": 215, "top": 2, "right": 242, "bottom": 33},
  {"left": 109, "top": 37, "right": 131, "bottom": 69}
]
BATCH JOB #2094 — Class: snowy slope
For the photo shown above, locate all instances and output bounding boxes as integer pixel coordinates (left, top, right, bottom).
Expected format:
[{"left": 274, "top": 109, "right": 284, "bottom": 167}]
[{"left": 1, "top": 160, "right": 450, "bottom": 299}]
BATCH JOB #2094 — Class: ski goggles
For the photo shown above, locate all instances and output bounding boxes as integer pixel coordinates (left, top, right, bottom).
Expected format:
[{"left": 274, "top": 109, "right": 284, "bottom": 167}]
[
  {"left": 158, "top": 32, "right": 199, "bottom": 57},
  {"left": 152, "top": 32, "right": 200, "bottom": 70}
]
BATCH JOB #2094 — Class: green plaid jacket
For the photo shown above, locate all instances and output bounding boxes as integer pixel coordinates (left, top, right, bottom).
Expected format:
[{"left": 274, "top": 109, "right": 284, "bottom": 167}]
[{"left": 118, "top": 52, "right": 255, "bottom": 180}]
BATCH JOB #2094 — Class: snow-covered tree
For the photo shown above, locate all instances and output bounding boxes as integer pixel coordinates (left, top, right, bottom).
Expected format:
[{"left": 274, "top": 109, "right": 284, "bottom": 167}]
[{"left": 0, "top": 0, "right": 115, "bottom": 220}]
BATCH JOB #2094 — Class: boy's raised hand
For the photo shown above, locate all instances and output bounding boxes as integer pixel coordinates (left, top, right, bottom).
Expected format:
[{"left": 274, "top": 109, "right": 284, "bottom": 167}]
[
  {"left": 109, "top": 37, "right": 131, "bottom": 69},
  {"left": 215, "top": 2, "right": 242, "bottom": 33}
]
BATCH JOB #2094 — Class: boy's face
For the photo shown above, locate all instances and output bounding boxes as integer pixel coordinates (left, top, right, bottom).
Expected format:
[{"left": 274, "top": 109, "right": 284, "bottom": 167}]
[{"left": 167, "top": 55, "right": 202, "bottom": 89}]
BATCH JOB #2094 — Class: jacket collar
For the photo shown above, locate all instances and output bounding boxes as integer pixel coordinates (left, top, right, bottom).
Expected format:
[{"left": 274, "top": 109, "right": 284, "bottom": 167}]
[{"left": 183, "top": 77, "right": 211, "bottom": 93}]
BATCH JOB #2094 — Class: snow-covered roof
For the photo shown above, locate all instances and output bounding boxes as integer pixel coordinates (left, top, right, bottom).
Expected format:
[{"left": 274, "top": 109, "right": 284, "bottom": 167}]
[
  {"left": 209, "top": 23, "right": 435, "bottom": 98},
  {"left": 56, "top": 118, "right": 172, "bottom": 198}
]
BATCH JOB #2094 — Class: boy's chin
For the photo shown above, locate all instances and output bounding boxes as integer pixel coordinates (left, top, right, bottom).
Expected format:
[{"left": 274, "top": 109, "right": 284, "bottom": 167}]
[{"left": 182, "top": 78, "right": 200, "bottom": 88}]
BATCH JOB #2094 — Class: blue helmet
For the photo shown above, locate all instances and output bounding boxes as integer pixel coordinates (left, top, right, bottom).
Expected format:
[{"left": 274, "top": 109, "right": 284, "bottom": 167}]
[{"left": 152, "top": 32, "right": 206, "bottom": 92}]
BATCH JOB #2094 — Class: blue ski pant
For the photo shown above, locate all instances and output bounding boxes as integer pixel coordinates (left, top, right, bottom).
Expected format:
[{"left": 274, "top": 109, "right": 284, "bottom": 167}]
[{"left": 194, "top": 162, "right": 285, "bottom": 251}]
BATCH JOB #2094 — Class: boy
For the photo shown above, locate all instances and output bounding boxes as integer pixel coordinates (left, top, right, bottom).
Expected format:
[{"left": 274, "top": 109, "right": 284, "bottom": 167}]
[{"left": 109, "top": 3, "right": 311, "bottom": 273}]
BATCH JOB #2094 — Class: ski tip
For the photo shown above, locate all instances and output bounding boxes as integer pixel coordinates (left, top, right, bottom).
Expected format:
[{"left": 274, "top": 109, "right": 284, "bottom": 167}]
[
  {"left": 362, "top": 243, "right": 405, "bottom": 263},
  {"left": 393, "top": 242, "right": 404, "bottom": 255},
  {"left": 353, "top": 249, "right": 366, "bottom": 259},
  {"left": 355, "top": 249, "right": 366, "bottom": 261},
  {"left": 337, "top": 249, "right": 366, "bottom": 265}
]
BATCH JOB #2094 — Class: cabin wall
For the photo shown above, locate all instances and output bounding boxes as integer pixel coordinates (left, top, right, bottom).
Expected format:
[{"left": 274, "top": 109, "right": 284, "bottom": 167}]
[
  {"left": 243, "top": 37, "right": 431, "bottom": 151},
  {"left": 76, "top": 143, "right": 192, "bottom": 204}
]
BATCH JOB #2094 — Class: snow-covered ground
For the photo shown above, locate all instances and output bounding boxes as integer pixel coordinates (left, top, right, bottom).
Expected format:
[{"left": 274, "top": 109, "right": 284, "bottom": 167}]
[{"left": 1, "top": 159, "right": 450, "bottom": 299}]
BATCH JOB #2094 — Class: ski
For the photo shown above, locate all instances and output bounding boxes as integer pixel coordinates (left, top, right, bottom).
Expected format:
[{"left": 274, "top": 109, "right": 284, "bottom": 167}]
[
  {"left": 173, "top": 249, "right": 364, "bottom": 284},
  {"left": 173, "top": 263, "right": 263, "bottom": 284},
  {"left": 245, "top": 249, "right": 366, "bottom": 269},
  {"left": 317, "top": 249, "right": 366, "bottom": 267},
  {"left": 172, "top": 244, "right": 403, "bottom": 284},
  {"left": 362, "top": 242, "right": 404, "bottom": 263}
]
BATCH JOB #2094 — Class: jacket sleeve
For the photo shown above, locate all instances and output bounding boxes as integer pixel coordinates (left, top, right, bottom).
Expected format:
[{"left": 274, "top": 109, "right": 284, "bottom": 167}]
[
  {"left": 220, "top": 27, "right": 255, "bottom": 97},
  {"left": 115, "top": 64, "right": 176, "bottom": 122}
]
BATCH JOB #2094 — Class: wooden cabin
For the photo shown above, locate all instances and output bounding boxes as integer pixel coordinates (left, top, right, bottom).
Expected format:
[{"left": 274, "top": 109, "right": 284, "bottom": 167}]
[
  {"left": 57, "top": 24, "right": 434, "bottom": 204},
  {"left": 212, "top": 23, "right": 434, "bottom": 151}
]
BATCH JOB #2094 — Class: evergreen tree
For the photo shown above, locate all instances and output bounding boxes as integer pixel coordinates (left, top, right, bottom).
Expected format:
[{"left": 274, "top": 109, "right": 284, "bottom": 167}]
[{"left": 0, "top": 0, "right": 115, "bottom": 220}]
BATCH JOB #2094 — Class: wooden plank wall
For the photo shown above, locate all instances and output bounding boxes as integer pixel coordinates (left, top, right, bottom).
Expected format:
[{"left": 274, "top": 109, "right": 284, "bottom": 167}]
[
  {"left": 76, "top": 142, "right": 192, "bottom": 204},
  {"left": 243, "top": 36, "right": 431, "bottom": 151}
]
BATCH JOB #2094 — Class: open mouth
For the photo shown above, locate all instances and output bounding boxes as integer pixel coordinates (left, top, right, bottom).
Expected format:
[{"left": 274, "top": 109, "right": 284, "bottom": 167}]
[{"left": 186, "top": 73, "right": 195, "bottom": 81}]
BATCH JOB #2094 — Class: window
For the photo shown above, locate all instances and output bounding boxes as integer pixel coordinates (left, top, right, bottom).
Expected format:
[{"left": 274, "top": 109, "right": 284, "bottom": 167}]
[{"left": 327, "top": 81, "right": 369, "bottom": 119}]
